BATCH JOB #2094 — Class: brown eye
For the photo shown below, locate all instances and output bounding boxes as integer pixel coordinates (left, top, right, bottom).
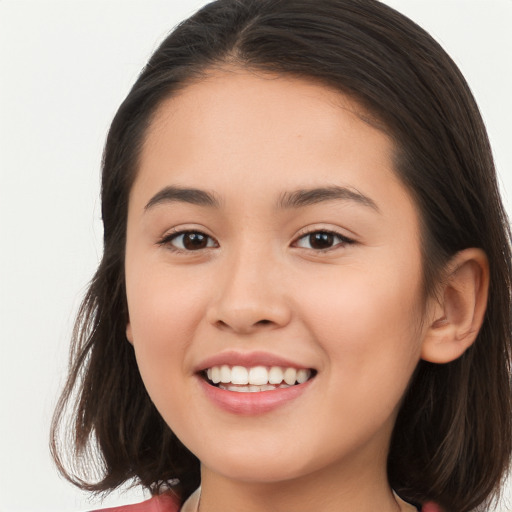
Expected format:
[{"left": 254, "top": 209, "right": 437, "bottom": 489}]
[
  {"left": 294, "top": 231, "right": 353, "bottom": 251},
  {"left": 308, "top": 232, "right": 335, "bottom": 250},
  {"left": 164, "top": 231, "right": 217, "bottom": 251}
]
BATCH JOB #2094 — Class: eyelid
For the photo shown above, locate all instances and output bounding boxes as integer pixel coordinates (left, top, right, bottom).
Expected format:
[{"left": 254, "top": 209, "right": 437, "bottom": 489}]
[
  {"left": 156, "top": 225, "right": 356, "bottom": 253},
  {"left": 292, "top": 227, "right": 356, "bottom": 251},
  {"left": 157, "top": 227, "right": 219, "bottom": 253}
]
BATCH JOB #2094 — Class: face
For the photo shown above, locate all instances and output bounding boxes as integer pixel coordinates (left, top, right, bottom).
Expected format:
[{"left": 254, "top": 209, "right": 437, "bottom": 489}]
[{"left": 125, "top": 70, "right": 431, "bottom": 486}]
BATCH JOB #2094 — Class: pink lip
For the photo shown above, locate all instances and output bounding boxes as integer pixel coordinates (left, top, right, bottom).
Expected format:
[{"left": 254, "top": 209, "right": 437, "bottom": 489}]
[
  {"left": 197, "top": 375, "right": 314, "bottom": 415},
  {"left": 194, "top": 350, "right": 314, "bottom": 372}
]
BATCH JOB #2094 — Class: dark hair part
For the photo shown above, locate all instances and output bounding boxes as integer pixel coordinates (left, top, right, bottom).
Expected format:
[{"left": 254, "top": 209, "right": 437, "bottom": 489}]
[{"left": 51, "top": 1, "right": 512, "bottom": 510}]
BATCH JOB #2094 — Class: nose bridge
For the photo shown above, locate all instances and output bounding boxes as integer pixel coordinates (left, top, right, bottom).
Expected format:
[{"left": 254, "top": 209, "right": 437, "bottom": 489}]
[{"left": 207, "top": 236, "right": 291, "bottom": 333}]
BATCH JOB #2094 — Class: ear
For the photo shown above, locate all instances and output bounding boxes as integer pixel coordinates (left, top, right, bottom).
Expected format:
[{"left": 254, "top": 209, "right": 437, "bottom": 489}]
[
  {"left": 126, "top": 321, "right": 134, "bottom": 345},
  {"left": 421, "top": 248, "right": 489, "bottom": 364}
]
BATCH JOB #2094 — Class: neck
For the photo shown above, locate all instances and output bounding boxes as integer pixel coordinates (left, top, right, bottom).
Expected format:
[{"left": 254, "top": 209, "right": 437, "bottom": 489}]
[{"left": 198, "top": 452, "right": 403, "bottom": 512}]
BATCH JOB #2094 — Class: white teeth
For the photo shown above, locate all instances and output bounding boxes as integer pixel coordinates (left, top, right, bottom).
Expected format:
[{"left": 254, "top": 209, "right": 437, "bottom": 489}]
[
  {"left": 211, "top": 366, "right": 221, "bottom": 384},
  {"left": 283, "top": 368, "right": 297, "bottom": 385},
  {"left": 231, "top": 366, "right": 249, "bottom": 385},
  {"left": 268, "top": 366, "right": 284, "bottom": 384},
  {"left": 296, "top": 368, "right": 309, "bottom": 384},
  {"left": 220, "top": 365, "right": 231, "bottom": 383},
  {"left": 219, "top": 383, "right": 292, "bottom": 392},
  {"left": 205, "top": 365, "right": 313, "bottom": 388},
  {"left": 227, "top": 384, "right": 249, "bottom": 392},
  {"left": 248, "top": 366, "right": 268, "bottom": 385}
]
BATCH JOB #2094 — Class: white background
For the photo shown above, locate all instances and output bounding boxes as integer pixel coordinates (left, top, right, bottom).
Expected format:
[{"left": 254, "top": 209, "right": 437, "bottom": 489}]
[{"left": 1, "top": 1, "right": 511, "bottom": 511}]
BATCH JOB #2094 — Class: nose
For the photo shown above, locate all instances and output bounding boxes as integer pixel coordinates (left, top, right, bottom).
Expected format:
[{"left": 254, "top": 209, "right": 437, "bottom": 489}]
[{"left": 206, "top": 247, "right": 292, "bottom": 334}]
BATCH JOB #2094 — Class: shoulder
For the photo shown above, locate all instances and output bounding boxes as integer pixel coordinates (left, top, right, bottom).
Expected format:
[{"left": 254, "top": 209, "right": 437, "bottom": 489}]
[{"left": 89, "top": 494, "right": 181, "bottom": 512}]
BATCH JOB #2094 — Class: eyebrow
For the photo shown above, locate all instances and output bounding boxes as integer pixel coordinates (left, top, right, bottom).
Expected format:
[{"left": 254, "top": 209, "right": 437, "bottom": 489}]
[
  {"left": 277, "top": 186, "right": 380, "bottom": 212},
  {"left": 145, "top": 185, "right": 221, "bottom": 210},
  {"left": 144, "top": 184, "right": 379, "bottom": 212}
]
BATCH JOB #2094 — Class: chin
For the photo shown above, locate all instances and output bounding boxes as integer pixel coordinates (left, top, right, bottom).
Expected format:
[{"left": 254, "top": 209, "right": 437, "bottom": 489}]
[
  {"left": 211, "top": 461, "right": 306, "bottom": 484},
  {"left": 197, "top": 442, "right": 322, "bottom": 485}
]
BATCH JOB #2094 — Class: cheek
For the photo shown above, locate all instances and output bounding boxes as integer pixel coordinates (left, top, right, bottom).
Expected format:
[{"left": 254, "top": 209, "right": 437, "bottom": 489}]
[
  {"left": 298, "top": 259, "right": 425, "bottom": 378},
  {"left": 125, "top": 266, "right": 208, "bottom": 391},
  {"left": 127, "top": 262, "right": 206, "bottom": 338},
  {"left": 294, "top": 267, "right": 425, "bottom": 451},
  {"left": 125, "top": 273, "right": 208, "bottom": 434}
]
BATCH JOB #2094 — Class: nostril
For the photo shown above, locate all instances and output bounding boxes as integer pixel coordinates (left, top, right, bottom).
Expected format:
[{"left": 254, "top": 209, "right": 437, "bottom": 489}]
[
  {"left": 214, "top": 318, "right": 274, "bottom": 332},
  {"left": 209, "top": 299, "right": 292, "bottom": 332}
]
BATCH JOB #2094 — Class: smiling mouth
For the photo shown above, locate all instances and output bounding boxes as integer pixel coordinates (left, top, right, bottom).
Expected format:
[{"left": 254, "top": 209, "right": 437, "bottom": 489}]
[{"left": 202, "top": 365, "right": 316, "bottom": 392}]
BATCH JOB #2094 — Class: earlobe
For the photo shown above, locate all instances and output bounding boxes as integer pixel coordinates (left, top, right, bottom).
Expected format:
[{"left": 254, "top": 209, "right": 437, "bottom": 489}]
[
  {"left": 126, "top": 322, "right": 134, "bottom": 345},
  {"left": 421, "top": 248, "right": 489, "bottom": 364}
]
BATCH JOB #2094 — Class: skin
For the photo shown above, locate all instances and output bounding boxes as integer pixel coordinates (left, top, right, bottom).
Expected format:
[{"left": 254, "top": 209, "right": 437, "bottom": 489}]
[{"left": 124, "top": 69, "right": 445, "bottom": 512}]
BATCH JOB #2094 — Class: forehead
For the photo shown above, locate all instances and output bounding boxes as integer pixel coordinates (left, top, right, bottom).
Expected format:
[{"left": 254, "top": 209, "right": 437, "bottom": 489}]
[
  {"left": 149, "top": 68, "right": 376, "bottom": 132},
  {"left": 139, "top": 70, "right": 396, "bottom": 182},
  {"left": 133, "top": 69, "right": 414, "bottom": 222}
]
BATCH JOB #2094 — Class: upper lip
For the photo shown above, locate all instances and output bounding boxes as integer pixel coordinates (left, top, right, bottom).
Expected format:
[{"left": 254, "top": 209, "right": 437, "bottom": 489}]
[{"left": 195, "top": 351, "right": 315, "bottom": 373}]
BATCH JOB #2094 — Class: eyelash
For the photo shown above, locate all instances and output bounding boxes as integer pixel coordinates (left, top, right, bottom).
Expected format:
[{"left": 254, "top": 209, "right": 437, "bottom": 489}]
[
  {"left": 157, "top": 230, "right": 218, "bottom": 253},
  {"left": 157, "top": 228, "right": 355, "bottom": 254},
  {"left": 293, "top": 229, "right": 355, "bottom": 252}
]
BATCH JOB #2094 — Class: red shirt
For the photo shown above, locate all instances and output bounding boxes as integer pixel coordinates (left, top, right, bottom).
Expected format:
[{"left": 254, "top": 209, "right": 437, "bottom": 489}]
[
  {"left": 91, "top": 495, "right": 180, "bottom": 512},
  {"left": 91, "top": 494, "right": 443, "bottom": 512}
]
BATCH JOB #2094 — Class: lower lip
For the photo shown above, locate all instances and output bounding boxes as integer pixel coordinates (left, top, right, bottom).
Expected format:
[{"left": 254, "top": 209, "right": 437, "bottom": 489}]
[{"left": 198, "top": 376, "right": 314, "bottom": 415}]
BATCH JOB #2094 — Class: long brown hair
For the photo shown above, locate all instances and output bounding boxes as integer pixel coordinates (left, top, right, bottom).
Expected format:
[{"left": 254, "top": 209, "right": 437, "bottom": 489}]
[{"left": 51, "top": 1, "right": 512, "bottom": 510}]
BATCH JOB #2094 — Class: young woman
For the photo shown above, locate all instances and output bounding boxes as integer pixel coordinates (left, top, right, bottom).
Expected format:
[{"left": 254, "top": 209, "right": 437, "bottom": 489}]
[{"left": 51, "top": 1, "right": 512, "bottom": 511}]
